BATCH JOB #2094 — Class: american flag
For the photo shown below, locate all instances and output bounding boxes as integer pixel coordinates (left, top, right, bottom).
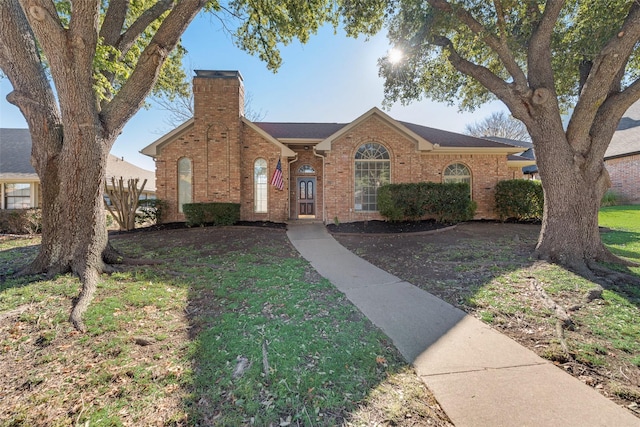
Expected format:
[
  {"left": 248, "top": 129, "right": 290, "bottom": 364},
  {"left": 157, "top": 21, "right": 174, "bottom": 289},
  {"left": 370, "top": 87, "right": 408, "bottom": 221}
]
[{"left": 270, "top": 158, "right": 284, "bottom": 190}]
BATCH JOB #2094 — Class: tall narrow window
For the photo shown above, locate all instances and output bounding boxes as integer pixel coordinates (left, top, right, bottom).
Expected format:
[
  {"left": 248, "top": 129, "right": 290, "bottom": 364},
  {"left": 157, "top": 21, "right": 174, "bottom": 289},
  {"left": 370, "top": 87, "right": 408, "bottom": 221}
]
[
  {"left": 354, "top": 143, "right": 390, "bottom": 211},
  {"left": 254, "top": 158, "right": 268, "bottom": 213},
  {"left": 178, "top": 158, "right": 192, "bottom": 213},
  {"left": 443, "top": 163, "right": 472, "bottom": 195}
]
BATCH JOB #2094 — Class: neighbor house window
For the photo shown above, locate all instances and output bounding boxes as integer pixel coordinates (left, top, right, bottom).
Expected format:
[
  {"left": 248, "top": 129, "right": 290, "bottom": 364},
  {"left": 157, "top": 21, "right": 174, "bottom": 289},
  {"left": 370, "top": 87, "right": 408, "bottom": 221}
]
[
  {"left": 354, "top": 143, "right": 390, "bottom": 211},
  {"left": 178, "top": 158, "right": 192, "bottom": 213},
  {"left": 254, "top": 158, "right": 267, "bottom": 213},
  {"left": 443, "top": 163, "right": 472, "bottom": 195},
  {"left": 4, "top": 183, "right": 31, "bottom": 209}
]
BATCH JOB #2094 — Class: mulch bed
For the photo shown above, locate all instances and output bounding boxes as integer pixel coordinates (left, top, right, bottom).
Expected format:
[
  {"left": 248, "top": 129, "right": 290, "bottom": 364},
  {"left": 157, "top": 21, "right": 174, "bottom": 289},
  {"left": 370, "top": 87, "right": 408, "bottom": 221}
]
[{"left": 327, "top": 219, "right": 452, "bottom": 234}]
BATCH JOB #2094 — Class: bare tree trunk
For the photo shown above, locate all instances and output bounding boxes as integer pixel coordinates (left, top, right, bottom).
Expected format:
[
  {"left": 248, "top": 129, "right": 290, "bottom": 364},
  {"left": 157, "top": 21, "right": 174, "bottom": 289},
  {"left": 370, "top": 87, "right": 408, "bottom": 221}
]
[
  {"left": 531, "top": 127, "right": 619, "bottom": 273},
  {"left": 22, "top": 127, "right": 113, "bottom": 331}
]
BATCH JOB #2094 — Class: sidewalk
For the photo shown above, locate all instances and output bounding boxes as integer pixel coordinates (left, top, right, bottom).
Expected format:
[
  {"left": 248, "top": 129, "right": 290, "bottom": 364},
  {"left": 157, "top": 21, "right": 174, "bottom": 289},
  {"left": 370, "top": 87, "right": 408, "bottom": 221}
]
[{"left": 286, "top": 222, "right": 639, "bottom": 427}]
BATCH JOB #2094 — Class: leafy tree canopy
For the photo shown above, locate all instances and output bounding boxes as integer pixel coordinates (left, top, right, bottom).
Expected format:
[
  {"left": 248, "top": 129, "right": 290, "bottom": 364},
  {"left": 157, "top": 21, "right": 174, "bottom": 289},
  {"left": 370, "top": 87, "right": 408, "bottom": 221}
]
[{"left": 378, "top": 0, "right": 640, "bottom": 113}]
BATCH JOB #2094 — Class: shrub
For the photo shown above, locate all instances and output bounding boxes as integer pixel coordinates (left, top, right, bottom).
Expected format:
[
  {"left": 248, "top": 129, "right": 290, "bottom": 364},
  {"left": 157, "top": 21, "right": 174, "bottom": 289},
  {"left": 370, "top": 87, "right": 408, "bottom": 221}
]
[
  {"left": 495, "top": 179, "right": 543, "bottom": 221},
  {"left": 183, "top": 202, "right": 240, "bottom": 227},
  {"left": 0, "top": 209, "right": 42, "bottom": 235},
  {"left": 378, "top": 182, "right": 475, "bottom": 223},
  {"left": 600, "top": 190, "right": 620, "bottom": 207},
  {"left": 136, "top": 199, "right": 167, "bottom": 226}
]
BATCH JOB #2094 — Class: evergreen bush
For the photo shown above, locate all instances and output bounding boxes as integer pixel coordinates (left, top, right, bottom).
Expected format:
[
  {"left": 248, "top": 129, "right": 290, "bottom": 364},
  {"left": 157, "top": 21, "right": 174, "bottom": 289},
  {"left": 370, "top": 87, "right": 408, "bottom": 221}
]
[
  {"left": 378, "top": 182, "right": 475, "bottom": 223},
  {"left": 183, "top": 202, "right": 240, "bottom": 227},
  {"left": 494, "top": 179, "right": 543, "bottom": 221}
]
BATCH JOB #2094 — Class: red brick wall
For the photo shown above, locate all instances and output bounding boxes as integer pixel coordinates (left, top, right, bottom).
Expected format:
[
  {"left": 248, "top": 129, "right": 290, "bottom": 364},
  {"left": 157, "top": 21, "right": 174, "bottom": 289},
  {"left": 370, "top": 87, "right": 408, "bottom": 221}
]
[
  {"left": 240, "top": 126, "right": 289, "bottom": 222},
  {"left": 605, "top": 154, "right": 640, "bottom": 203},
  {"left": 321, "top": 116, "right": 509, "bottom": 222},
  {"left": 155, "top": 72, "right": 246, "bottom": 222},
  {"left": 153, "top": 73, "right": 518, "bottom": 224}
]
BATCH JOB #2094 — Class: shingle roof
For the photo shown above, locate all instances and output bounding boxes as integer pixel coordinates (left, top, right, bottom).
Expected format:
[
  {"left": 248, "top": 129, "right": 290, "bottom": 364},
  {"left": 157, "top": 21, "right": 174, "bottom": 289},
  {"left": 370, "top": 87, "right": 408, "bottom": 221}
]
[
  {"left": 253, "top": 120, "right": 517, "bottom": 148},
  {"left": 484, "top": 136, "right": 533, "bottom": 149},
  {"left": 398, "top": 122, "right": 517, "bottom": 148},
  {"left": 607, "top": 100, "right": 640, "bottom": 159},
  {"left": 254, "top": 122, "right": 347, "bottom": 139},
  {"left": 0, "top": 128, "right": 37, "bottom": 176}
]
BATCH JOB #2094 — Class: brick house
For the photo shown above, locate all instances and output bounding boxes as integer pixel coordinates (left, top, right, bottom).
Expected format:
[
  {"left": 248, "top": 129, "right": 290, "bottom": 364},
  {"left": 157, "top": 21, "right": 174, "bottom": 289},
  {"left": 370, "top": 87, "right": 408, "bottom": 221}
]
[
  {"left": 605, "top": 101, "right": 640, "bottom": 203},
  {"left": 142, "top": 70, "right": 534, "bottom": 224}
]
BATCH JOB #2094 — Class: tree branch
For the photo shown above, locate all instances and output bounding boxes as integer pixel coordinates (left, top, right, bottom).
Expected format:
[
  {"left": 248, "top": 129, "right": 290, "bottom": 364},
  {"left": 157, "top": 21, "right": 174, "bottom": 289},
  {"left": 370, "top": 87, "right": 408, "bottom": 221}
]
[
  {"left": 18, "top": 0, "right": 67, "bottom": 66},
  {"left": 427, "top": 0, "right": 527, "bottom": 87},
  {"left": 68, "top": 0, "right": 100, "bottom": 83},
  {"left": 100, "top": 0, "right": 207, "bottom": 139},
  {"left": 589, "top": 78, "right": 640, "bottom": 159},
  {"left": 568, "top": 2, "right": 640, "bottom": 147},
  {"left": 0, "top": 0, "right": 62, "bottom": 169},
  {"left": 115, "top": 0, "right": 174, "bottom": 54},
  {"left": 527, "top": 0, "right": 565, "bottom": 88},
  {"left": 433, "top": 35, "right": 524, "bottom": 116},
  {"left": 100, "top": 0, "right": 129, "bottom": 46}
]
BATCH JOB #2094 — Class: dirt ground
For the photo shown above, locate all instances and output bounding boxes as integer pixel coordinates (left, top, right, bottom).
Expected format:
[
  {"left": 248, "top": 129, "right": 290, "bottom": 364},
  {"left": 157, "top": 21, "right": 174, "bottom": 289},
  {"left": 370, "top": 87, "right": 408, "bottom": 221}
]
[
  {"left": 330, "top": 221, "right": 640, "bottom": 417},
  {"left": 2, "top": 220, "right": 638, "bottom": 424}
]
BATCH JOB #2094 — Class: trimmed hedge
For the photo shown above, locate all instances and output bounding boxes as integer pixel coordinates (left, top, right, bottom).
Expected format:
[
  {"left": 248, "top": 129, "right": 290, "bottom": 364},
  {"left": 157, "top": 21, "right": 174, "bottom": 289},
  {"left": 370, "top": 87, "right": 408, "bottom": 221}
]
[
  {"left": 494, "top": 179, "right": 543, "bottom": 221},
  {"left": 0, "top": 209, "right": 42, "bottom": 235},
  {"left": 378, "top": 182, "right": 476, "bottom": 223},
  {"left": 183, "top": 202, "right": 240, "bottom": 227}
]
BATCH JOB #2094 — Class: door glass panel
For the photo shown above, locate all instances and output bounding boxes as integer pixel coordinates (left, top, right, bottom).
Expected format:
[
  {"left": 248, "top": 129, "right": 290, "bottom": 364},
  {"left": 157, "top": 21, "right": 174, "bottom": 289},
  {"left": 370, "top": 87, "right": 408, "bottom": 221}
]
[
  {"left": 300, "top": 181, "right": 306, "bottom": 199},
  {"left": 307, "top": 181, "right": 313, "bottom": 199}
]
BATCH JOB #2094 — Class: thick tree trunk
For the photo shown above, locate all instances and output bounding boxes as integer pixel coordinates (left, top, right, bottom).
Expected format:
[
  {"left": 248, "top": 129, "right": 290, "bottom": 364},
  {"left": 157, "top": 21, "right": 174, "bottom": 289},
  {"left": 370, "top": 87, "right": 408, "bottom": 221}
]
[
  {"left": 532, "top": 128, "right": 616, "bottom": 272},
  {"left": 23, "top": 128, "right": 113, "bottom": 332}
]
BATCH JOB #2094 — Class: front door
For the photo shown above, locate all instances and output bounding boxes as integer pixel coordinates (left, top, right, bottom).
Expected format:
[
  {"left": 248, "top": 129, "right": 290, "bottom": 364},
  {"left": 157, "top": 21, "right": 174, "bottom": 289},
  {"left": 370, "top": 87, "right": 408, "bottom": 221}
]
[{"left": 297, "top": 177, "right": 316, "bottom": 218}]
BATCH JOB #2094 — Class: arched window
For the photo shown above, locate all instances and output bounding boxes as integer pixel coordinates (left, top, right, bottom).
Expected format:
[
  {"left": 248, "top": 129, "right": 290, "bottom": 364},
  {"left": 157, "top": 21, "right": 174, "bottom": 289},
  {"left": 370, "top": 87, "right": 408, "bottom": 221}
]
[
  {"left": 443, "top": 163, "right": 472, "bottom": 195},
  {"left": 254, "top": 158, "right": 268, "bottom": 213},
  {"left": 297, "top": 164, "right": 316, "bottom": 174},
  {"left": 178, "top": 158, "right": 192, "bottom": 213},
  {"left": 354, "top": 143, "right": 390, "bottom": 211}
]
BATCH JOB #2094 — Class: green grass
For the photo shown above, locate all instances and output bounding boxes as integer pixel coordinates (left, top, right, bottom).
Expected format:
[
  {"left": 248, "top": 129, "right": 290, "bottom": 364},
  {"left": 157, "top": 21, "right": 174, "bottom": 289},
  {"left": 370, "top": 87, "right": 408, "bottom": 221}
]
[
  {"left": 599, "top": 205, "right": 640, "bottom": 266},
  {"left": 0, "top": 230, "right": 413, "bottom": 426}
]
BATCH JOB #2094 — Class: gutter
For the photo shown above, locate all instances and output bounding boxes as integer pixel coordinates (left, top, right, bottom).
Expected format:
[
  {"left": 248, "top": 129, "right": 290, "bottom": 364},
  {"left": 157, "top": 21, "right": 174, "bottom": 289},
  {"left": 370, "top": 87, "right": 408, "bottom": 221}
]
[{"left": 313, "top": 147, "right": 326, "bottom": 224}]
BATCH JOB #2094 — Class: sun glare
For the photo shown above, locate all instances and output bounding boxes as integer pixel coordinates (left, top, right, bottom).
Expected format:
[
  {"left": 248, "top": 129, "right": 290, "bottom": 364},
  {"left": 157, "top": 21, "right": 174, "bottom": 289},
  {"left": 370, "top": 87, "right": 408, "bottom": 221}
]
[{"left": 387, "top": 48, "right": 403, "bottom": 64}]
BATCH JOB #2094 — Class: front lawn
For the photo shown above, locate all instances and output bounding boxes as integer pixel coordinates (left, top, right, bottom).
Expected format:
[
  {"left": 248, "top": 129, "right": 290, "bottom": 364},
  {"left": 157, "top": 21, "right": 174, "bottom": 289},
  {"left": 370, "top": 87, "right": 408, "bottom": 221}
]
[{"left": 0, "top": 228, "right": 451, "bottom": 426}]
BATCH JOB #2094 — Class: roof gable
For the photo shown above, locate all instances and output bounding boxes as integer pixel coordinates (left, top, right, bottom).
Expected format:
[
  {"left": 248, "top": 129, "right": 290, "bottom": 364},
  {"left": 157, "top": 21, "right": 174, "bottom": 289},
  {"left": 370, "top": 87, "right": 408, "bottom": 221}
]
[
  {"left": 141, "top": 119, "right": 194, "bottom": 157},
  {"left": 242, "top": 119, "right": 296, "bottom": 157},
  {"left": 315, "top": 107, "right": 433, "bottom": 151}
]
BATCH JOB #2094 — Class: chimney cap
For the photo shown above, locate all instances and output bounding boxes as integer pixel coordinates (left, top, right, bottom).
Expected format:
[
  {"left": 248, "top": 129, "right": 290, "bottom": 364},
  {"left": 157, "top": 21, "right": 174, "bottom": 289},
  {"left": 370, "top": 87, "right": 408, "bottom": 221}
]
[{"left": 194, "top": 70, "right": 243, "bottom": 81}]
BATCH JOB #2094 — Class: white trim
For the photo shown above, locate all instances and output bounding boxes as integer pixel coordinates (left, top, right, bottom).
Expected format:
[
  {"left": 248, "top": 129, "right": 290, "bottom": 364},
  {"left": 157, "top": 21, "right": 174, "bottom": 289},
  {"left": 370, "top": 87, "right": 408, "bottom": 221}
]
[
  {"left": 316, "top": 107, "right": 433, "bottom": 152},
  {"left": 242, "top": 118, "right": 296, "bottom": 157},
  {"left": 141, "top": 119, "right": 195, "bottom": 157}
]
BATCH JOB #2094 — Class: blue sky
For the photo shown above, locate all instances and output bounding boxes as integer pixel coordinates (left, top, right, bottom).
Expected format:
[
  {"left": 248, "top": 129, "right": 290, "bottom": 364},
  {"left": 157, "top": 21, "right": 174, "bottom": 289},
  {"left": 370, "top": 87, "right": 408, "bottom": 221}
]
[{"left": 0, "top": 12, "right": 506, "bottom": 171}]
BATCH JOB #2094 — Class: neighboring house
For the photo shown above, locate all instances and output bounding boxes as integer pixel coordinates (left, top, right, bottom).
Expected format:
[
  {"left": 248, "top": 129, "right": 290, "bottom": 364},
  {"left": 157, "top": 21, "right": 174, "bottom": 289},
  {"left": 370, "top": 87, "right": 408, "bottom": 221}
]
[
  {"left": 485, "top": 136, "right": 538, "bottom": 179},
  {"left": 142, "top": 70, "right": 536, "bottom": 224},
  {"left": 0, "top": 128, "right": 155, "bottom": 209},
  {"left": 605, "top": 101, "right": 640, "bottom": 203}
]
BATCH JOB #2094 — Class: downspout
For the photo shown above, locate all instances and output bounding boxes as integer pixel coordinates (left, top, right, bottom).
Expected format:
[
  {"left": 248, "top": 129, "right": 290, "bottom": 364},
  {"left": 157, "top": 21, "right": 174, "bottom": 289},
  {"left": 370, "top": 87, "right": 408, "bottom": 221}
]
[
  {"left": 288, "top": 154, "right": 298, "bottom": 220},
  {"left": 313, "top": 147, "right": 326, "bottom": 224}
]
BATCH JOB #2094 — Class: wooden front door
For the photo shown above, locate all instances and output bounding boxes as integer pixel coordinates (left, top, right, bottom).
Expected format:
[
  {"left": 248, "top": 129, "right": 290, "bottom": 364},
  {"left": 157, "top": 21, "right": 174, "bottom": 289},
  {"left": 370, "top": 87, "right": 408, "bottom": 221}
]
[{"left": 297, "top": 177, "right": 316, "bottom": 218}]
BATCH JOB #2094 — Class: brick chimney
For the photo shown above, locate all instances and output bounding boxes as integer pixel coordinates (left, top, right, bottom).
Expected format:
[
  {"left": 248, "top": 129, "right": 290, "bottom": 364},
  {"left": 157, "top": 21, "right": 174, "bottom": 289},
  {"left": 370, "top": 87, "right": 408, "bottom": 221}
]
[{"left": 192, "top": 70, "right": 245, "bottom": 204}]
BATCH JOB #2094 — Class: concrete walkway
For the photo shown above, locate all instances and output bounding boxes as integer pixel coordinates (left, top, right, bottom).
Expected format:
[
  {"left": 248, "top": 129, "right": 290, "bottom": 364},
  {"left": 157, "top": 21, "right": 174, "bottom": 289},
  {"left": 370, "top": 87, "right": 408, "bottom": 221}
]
[{"left": 286, "top": 222, "right": 639, "bottom": 427}]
